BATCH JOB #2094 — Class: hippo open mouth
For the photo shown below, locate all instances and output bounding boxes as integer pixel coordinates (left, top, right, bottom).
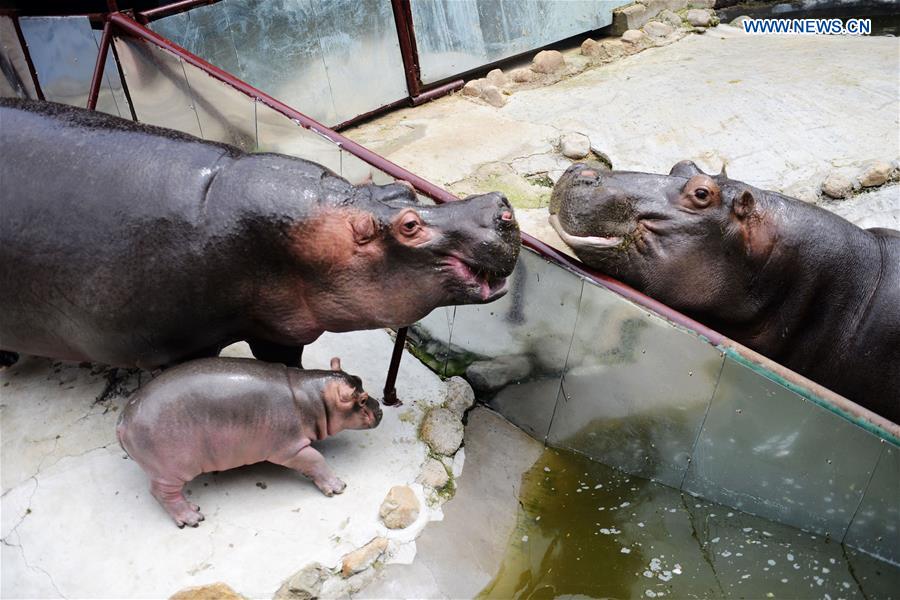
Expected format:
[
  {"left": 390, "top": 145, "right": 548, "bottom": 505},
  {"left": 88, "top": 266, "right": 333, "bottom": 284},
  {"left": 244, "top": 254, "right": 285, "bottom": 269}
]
[{"left": 445, "top": 255, "right": 510, "bottom": 301}]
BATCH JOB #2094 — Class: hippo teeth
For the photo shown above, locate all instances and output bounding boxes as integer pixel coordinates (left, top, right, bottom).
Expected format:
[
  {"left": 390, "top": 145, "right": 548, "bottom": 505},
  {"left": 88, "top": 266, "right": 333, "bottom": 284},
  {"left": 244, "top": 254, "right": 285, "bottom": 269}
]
[{"left": 446, "top": 256, "right": 508, "bottom": 300}]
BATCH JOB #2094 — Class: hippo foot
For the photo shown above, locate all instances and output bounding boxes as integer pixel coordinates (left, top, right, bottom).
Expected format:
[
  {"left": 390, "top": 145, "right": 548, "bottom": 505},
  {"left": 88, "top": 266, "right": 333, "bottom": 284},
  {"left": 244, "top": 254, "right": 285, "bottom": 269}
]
[
  {"left": 314, "top": 476, "right": 346, "bottom": 497},
  {"left": 150, "top": 480, "right": 205, "bottom": 528}
]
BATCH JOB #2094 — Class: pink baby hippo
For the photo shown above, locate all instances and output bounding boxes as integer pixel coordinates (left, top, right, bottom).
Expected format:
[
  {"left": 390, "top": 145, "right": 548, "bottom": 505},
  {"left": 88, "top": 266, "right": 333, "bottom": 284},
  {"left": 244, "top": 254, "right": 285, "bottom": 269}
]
[{"left": 117, "top": 356, "right": 382, "bottom": 527}]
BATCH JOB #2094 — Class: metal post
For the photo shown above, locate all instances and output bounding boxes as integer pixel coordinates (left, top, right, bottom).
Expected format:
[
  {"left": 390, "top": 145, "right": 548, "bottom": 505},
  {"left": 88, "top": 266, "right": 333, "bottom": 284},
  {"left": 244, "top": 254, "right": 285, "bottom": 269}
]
[
  {"left": 390, "top": 0, "right": 421, "bottom": 98},
  {"left": 12, "top": 15, "right": 44, "bottom": 101},
  {"left": 86, "top": 19, "right": 112, "bottom": 110},
  {"left": 382, "top": 327, "right": 408, "bottom": 406}
]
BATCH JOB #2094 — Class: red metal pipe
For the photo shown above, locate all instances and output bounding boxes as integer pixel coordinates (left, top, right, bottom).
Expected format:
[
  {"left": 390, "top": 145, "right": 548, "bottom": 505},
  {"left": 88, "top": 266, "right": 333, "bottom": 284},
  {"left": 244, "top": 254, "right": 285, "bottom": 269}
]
[
  {"left": 11, "top": 15, "right": 44, "bottom": 101},
  {"left": 382, "top": 327, "right": 408, "bottom": 406},
  {"left": 390, "top": 0, "right": 422, "bottom": 97},
  {"left": 411, "top": 79, "right": 464, "bottom": 106},
  {"left": 86, "top": 19, "right": 113, "bottom": 110},
  {"left": 137, "top": 0, "right": 218, "bottom": 24}
]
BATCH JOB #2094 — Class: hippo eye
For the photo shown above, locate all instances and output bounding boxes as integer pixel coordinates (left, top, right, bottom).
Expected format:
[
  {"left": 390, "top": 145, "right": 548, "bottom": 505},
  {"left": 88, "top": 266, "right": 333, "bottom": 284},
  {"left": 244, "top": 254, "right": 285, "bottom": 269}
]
[
  {"left": 400, "top": 215, "right": 421, "bottom": 236},
  {"left": 695, "top": 188, "right": 709, "bottom": 200}
]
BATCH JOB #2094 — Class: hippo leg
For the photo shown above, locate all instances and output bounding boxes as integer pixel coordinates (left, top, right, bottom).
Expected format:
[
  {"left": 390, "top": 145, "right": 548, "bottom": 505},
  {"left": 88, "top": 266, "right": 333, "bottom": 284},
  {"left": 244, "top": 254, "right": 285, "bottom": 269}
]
[
  {"left": 248, "top": 339, "right": 303, "bottom": 368},
  {"left": 149, "top": 479, "right": 205, "bottom": 528},
  {"left": 0, "top": 351, "right": 19, "bottom": 368},
  {"left": 274, "top": 446, "right": 346, "bottom": 496}
]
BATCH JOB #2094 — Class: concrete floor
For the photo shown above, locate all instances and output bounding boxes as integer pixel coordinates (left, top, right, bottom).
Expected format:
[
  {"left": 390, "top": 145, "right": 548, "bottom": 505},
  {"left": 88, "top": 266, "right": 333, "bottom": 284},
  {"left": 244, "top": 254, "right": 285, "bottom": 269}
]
[
  {"left": 348, "top": 25, "right": 899, "bottom": 235},
  {"left": 1, "top": 331, "right": 453, "bottom": 599}
]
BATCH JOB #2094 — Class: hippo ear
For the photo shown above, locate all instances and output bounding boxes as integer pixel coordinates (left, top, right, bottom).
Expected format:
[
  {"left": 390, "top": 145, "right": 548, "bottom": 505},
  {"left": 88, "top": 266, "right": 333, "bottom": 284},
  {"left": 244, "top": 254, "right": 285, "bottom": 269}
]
[
  {"left": 669, "top": 160, "right": 703, "bottom": 178},
  {"left": 330, "top": 357, "right": 342, "bottom": 371},
  {"left": 718, "top": 163, "right": 728, "bottom": 179},
  {"left": 350, "top": 214, "right": 376, "bottom": 245},
  {"left": 733, "top": 189, "right": 755, "bottom": 219}
]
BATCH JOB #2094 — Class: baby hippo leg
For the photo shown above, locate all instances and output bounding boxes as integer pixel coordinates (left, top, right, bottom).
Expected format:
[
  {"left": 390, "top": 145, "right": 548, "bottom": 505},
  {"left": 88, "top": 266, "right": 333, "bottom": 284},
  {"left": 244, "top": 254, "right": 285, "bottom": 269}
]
[
  {"left": 274, "top": 447, "right": 346, "bottom": 497},
  {"left": 150, "top": 478, "right": 204, "bottom": 528}
]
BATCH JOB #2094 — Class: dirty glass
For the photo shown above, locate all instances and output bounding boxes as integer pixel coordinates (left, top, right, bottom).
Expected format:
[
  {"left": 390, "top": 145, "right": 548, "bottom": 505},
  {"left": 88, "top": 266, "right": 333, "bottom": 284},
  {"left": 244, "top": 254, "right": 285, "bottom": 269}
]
[
  {"left": 411, "top": 0, "right": 631, "bottom": 84},
  {"left": 19, "top": 16, "right": 126, "bottom": 117},
  {"left": 548, "top": 280, "right": 725, "bottom": 487},
  {"left": 112, "top": 36, "right": 202, "bottom": 136},
  {"left": 180, "top": 58, "right": 257, "bottom": 152},
  {"left": 683, "top": 356, "right": 884, "bottom": 540},
  {"left": 0, "top": 16, "right": 38, "bottom": 99}
]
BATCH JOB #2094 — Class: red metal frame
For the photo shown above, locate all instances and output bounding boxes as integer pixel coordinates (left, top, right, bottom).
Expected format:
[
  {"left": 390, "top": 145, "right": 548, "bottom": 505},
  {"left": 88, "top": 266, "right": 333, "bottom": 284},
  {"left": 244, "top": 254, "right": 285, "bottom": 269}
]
[{"left": 11, "top": 15, "right": 45, "bottom": 101}]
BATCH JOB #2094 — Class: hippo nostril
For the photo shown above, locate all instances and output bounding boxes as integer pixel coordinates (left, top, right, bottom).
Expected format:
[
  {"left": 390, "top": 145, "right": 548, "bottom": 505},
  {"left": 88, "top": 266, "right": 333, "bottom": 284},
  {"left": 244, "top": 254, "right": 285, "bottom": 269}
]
[{"left": 500, "top": 210, "right": 513, "bottom": 222}]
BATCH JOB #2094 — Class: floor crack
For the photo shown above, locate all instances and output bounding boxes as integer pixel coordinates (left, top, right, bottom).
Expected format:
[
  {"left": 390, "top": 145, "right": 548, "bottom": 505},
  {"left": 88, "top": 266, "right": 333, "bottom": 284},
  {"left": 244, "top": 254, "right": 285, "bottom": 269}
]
[{"left": 680, "top": 493, "right": 727, "bottom": 597}]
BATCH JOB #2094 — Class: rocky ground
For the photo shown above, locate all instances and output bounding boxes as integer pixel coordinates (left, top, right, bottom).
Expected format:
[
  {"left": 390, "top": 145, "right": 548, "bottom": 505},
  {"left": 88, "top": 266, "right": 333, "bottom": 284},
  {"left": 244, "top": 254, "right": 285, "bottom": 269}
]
[{"left": 347, "top": 16, "right": 899, "bottom": 239}]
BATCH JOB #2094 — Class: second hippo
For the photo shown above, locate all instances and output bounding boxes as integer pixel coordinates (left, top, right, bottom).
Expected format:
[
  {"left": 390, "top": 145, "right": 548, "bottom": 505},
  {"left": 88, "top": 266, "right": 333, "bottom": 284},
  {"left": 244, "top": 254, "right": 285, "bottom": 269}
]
[
  {"left": 550, "top": 161, "right": 899, "bottom": 422},
  {"left": 117, "top": 357, "right": 380, "bottom": 527}
]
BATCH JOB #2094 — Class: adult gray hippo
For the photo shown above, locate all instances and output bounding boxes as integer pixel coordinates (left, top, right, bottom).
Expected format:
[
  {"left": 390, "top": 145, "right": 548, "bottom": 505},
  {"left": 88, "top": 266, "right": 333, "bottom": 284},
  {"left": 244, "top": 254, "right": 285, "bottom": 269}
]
[
  {"left": 549, "top": 161, "right": 899, "bottom": 422},
  {"left": 0, "top": 99, "right": 519, "bottom": 369}
]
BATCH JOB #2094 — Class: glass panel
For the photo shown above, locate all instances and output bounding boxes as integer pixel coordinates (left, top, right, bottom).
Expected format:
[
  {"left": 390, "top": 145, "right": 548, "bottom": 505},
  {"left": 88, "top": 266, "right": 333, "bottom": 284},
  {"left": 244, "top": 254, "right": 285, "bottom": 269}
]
[
  {"left": 150, "top": 3, "right": 242, "bottom": 78},
  {"left": 339, "top": 150, "right": 395, "bottom": 186},
  {"left": 18, "top": 16, "right": 123, "bottom": 116},
  {"left": 112, "top": 36, "right": 202, "bottom": 136},
  {"left": 548, "top": 281, "right": 725, "bottom": 487},
  {"left": 310, "top": 0, "right": 407, "bottom": 122},
  {"left": 448, "top": 248, "right": 583, "bottom": 439},
  {"left": 180, "top": 59, "right": 257, "bottom": 152},
  {"left": 222, "top": 0, "right": 338, "bottom": 126},
  {"left": 254, "top": 101, "right": 341, "bottom": 172},
  {"left": 0, "top": 16, "right": 38, "bottom": 99},
  {"left": 844, "top": 443, "right": 899, "bottom": 564},
  {"left": 683, "top": 356, "right": 884, "bottom": 539},
  {"left": 411, "top": 0, "right": 631, "bottom": 84},
  {"left": 409, "top": 306, "right": 455, "bottom": 377}
]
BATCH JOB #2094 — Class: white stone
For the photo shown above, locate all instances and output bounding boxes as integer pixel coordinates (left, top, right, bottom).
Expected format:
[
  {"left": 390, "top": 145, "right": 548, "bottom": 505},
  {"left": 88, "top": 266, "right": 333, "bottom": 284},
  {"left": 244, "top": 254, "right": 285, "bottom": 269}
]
[
  {"left": 644, "top": 21, "right": 675, "bottom": 39},
  {"left": 341, "top": 538, "right": 388, "bottom": 576},
  {"left": 686, "top": 9, "right": 712, "bottom": 27},
  {"left": 622, "top": 29, "right": 647, "bottom": 44},
  {"left": 480, "top": 85, "right": 507, "bottom": 108},
  {"left": 443, "top": 376, "right": 475, "bottom": 417},
  {"left": 560, "top": 131, "right": 592, "bottom": 159},
  {"left": 658, "top": 9, "right": 684, "bottom": 28},
  {"left": 416, "top": 458, "right": 450, "bottom": 489},
  {"left": 461, "top": 79, "right": 485, "bottom": 97},
  {"left": 821, "top": 173, "right": 853, "bottom": 199},
  {"left": 509, "top": 67, "right": 534, "bottom": 83},
  {"left": 379, "top": 486, "right": 420, "bottom": 529},
  {"left": 858, "top": 160, "right": 892, "bottom": 187},
  {"left": 420, "top": 408, "right": 464, "bottom": 456},
  {"left": 531, "top": 50, "right": 565, "bottom": 74},
  {"left": 485, "top": 68, "right": 507, "bottom": 88}
]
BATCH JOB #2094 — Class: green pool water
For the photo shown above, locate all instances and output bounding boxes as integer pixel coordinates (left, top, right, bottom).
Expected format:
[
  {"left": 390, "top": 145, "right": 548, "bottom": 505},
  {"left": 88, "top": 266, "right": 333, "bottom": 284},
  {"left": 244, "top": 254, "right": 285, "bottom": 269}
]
[{"left": 479, "top": 448, "right": 899, "bottom": 600}]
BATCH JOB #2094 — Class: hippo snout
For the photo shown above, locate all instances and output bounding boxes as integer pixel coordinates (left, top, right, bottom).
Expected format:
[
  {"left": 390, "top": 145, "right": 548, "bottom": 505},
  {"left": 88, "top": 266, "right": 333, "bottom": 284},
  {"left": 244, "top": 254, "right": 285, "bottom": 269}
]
[{"left": 367, "top": 397, "right": 383, "bottom": 428}]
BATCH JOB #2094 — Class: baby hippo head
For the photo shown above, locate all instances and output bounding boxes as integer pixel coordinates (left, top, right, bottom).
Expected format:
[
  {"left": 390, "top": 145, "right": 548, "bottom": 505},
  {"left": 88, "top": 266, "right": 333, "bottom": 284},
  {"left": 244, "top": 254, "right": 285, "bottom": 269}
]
[{"left": 324, "top": 357, "right": 382, "bottom": 434}]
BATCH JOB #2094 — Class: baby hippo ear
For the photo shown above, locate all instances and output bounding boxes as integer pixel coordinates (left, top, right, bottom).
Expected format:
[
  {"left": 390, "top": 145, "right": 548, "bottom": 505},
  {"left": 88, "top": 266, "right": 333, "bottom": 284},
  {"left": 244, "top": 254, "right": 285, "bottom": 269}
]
[
  {"left": 330, "top": 357, "right": 342, "bottom": 371},
  {"left": 733, "top": 189, "right": 755, "bottom": 219}
]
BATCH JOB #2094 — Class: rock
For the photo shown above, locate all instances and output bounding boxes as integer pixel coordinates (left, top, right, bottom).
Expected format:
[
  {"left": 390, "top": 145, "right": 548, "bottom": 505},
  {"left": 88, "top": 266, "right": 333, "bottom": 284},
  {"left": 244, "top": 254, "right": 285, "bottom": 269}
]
[
  {"left": 686, "top": 9, "right": 712, "bottom": 27},
  {"left": 731, "top": 15, "right": 752, "bottom": 28},
  {"left": 581, "top": 38, "right": 627, "bottom": 60},
  {"left": 444, "top": 376, "right": 475, "bottom": 417},
  {"left": 559, "top": 132, "right": 591, "bottom": 159},
  {"left": 417, "top": 457, "right": 450, "bottom": 488},
  {"left": 170, "top": 583, "right": 244, "bottom": 600},
  {"left": 275, "top": 564, "right": 330, "bottom": 600},
  {"left": 461, "top": 79, "right": 485, "bottom": 97},
  {"left": 509, "top": 67, "right": 534, "bottom": 83},
  {"left": 379, "top": 486, "right": 420, "bottom": 529},
  {"left": 621, "top": 29, "right": 646, "bottom": 45},
  {"left": 858, "top": 160, "right": 893, "bottom": 187},
  {"left": 821, "top": 173, "right": 853, "bottom": 199},
  {"left": 466, "top": 354, "right": 532, "bottom": 393},
  {"left": 643, "top": 21, "right": 674, "bottom": 39},
  {"left": 341, "top": 537, "right": 388, "bottom": 577},
  {"left": 658, "top": 0, "right": 689, "bottom": 10},
  {"left": 531, "top": 50, "right": 565, "bottom": 74},
  {"left": 480, "top": 84, "right": 506, "bottom": 108},
  {"left": 485, "top": 68, "right": 507, "bottom": 88},
  {"left": 612, "top": 4, "right": 649, "bottom": 34},
  {"left": 690, "top": 0, "right": 716, "bottom": 8},
  {"left": 420, "top": 407, "right": 464, "bottom": 455},
  {"left": 658, "top": 9, "right": 683, "bottom": 28}
]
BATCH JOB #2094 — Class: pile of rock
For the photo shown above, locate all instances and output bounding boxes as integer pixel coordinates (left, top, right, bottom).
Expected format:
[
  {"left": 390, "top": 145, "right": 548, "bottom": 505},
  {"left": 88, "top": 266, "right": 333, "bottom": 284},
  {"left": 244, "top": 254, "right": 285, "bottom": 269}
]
[
  {"left": 821, "top": 159, "right": 899, "bottom": 200},
  {"left": 461, "top": 50, "right": 568, "bottom": 108}
]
